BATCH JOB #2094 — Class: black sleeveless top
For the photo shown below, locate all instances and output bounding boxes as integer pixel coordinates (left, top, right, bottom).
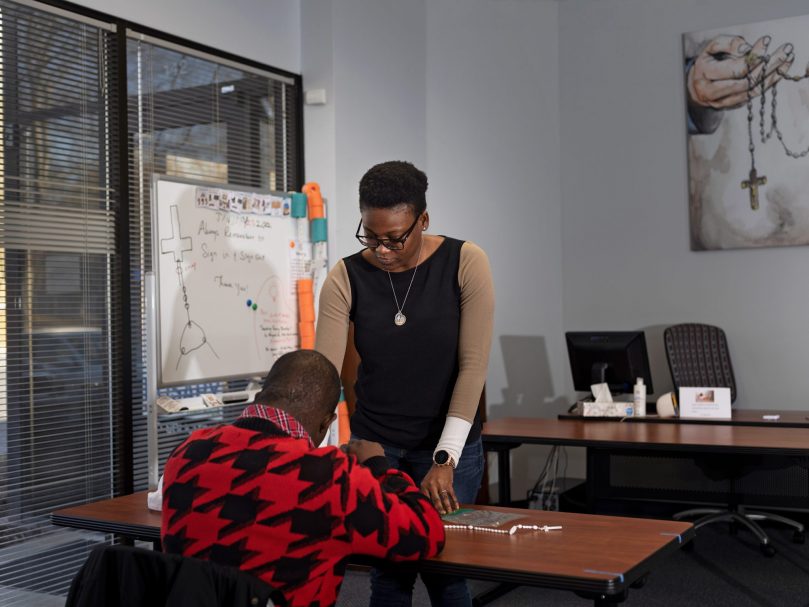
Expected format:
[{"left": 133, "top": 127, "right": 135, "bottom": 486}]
[{"left": 344, "top": 237, "right": 482, "bottom": 450}]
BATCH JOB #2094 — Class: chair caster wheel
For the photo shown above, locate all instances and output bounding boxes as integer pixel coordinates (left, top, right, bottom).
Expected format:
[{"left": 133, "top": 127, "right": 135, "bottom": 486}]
[
  {"left": 793, "top": 531, "right": 805, "bottom": 544},
  {"left": 760, "top": 543, "right": 776, "bottom": 557}
]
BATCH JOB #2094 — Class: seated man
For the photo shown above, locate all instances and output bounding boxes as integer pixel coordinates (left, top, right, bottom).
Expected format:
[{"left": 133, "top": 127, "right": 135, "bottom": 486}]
[{"left": 161, "top": 350, "right": 445, "bottom": 607}]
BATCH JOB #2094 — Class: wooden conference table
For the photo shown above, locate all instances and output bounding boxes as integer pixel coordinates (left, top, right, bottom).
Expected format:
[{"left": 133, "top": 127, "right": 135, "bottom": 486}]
[
  {"left": 483, "top": 415, "right": 809, "bottom": 506},
  {"left": 52, "top": 491, "right": 693, "bottom": 606}
]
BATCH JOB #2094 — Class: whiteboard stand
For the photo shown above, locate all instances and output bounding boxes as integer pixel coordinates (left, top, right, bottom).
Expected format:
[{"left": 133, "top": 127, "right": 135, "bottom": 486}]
[{"left": 145, "top": 271, "right": 160, "bottom": 491}]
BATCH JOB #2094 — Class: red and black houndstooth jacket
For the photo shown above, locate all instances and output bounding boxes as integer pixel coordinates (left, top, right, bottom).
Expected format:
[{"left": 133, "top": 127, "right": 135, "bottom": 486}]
[{"left": 161, "top": 408, "right": 445, "bottom": 607}]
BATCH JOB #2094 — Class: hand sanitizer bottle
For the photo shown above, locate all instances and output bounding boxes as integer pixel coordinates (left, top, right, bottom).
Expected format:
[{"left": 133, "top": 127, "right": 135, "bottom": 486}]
[{"left": 633, "top": 377, "right": 647, "bottom": 417}]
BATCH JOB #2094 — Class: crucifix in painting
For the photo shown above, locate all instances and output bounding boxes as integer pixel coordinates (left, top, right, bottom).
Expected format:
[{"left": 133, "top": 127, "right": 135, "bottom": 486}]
[{"left": 741, "top": 168, "right": 767, "bottom": 211}]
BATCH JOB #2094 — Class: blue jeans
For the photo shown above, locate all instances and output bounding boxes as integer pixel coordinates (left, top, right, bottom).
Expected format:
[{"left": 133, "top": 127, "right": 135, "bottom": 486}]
[{"left": 366, "top": 438, "right": 484, "bottom": 607}]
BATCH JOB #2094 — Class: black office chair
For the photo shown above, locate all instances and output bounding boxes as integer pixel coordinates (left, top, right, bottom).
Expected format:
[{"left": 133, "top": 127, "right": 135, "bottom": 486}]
[
  {"left": 664, "top": 323, "right": 804, "bottom": 557},
  {"left": 66, "top": 544, "right": 286, "bottom": 607}
]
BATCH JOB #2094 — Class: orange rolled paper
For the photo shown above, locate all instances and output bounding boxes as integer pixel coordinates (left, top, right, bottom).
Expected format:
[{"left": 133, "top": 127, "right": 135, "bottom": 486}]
[
  {"left": 299, "top": 324, "right": 315, "bottom": 349},
  {"left": 297, "top": 279, "right": 315, "bottom": 322},
  {"left": 303, "top": 182, "right": 324, "bottom": 219},
  {"left": 296, "top": 278, "right": 316, "bottom": 348},
  {"left": 298, "top": 304, "right": 315, "bottom": 323}
]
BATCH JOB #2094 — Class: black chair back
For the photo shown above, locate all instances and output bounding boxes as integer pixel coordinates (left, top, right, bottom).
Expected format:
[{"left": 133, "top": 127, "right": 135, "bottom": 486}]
[
  {"left": 664, "top": 323, "right": 736, "bottom": 404},
  {"left": 66, "top": 544, "right": 285, "bottom": 607}
]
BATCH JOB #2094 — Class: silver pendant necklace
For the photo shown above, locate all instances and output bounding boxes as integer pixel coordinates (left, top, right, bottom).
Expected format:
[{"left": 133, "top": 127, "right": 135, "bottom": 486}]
[{"left": 387, "top": 239, "right": 423, "bottom": 327}]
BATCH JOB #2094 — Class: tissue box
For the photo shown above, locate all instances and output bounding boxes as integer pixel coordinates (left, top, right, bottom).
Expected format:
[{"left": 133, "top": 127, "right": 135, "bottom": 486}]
[{"left": 579, "top": 400, "right": 633, "bottom": 417}]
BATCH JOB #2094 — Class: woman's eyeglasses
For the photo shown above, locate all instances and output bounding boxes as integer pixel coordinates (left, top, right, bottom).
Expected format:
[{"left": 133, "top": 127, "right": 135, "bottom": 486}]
[{"left": 355, "top": 213, "right": 421, "bottom": 250}]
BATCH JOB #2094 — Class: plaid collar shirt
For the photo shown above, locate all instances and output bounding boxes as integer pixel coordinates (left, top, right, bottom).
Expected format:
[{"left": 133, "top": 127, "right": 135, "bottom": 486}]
[{"left": 239, "top": 403, "right": 314, "bottom": 447}]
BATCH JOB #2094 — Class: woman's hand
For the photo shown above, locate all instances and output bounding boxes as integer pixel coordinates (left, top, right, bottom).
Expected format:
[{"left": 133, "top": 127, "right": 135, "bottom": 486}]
[
  {"left": 341, "top": 439, "right": 385, "bottom": 464},
  {"left": 421, "top": 465, "right": 460, "bottom": 514}
]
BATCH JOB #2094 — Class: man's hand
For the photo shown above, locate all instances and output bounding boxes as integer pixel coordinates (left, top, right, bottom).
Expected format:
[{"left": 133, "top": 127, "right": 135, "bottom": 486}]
[
  {"left": 687, "top": 34, "right": 794, "bottom": 110},
  {"left": 342, "top": 439, "right": 385, "bottom": 464},
  {"left": 420, "top": 465, "right": 460, "bottom": 515}
]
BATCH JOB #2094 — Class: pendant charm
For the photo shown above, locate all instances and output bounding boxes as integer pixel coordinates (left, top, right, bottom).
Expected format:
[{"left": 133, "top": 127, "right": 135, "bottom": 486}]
[
  {"left": 394, "top": 312, "right": 407, "bottom": 326},
  {"left": 741, "top": 168, "right": 767, "bottom": 211}
]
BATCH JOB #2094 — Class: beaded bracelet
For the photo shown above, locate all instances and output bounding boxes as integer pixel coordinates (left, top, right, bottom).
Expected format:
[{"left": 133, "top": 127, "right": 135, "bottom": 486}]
[{"left": 443, "top": 523, "right": 563, "bottom": 535}]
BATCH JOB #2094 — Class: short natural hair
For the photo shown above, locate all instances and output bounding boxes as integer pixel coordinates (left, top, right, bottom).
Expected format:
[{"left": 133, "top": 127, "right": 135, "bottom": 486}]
[
  {"left": 255, "top": 350, "right": 340, "bottom": 419},
  {"left": 359, "top": 160, "right": 428, "bottom": 215}
]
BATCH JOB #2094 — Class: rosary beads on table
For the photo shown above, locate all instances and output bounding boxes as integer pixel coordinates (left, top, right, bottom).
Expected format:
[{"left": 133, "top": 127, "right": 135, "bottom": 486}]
[{"left": 443, "top": 523, "right": 563, "bottom": 535}]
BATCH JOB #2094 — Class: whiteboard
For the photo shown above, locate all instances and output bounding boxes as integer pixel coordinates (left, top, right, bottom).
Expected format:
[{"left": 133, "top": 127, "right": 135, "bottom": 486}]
[{"left": 152, "top": 177, "right": 309, "bottom": 386}]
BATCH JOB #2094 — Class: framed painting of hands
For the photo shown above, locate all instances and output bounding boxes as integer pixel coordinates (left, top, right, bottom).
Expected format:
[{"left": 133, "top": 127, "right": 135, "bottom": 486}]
[{"left": 685, "top": 15, "right": 809, "bottom": 250}]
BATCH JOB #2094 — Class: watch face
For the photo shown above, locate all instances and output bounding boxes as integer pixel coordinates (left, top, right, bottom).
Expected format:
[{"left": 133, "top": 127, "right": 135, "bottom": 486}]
[{"left": 434, "top": 450, "right": 449, "bottom": 465}]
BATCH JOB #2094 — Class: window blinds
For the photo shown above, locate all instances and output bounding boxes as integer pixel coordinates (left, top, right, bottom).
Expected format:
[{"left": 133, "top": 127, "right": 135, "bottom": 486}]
[
  {"left": 0, "top": 1, "right": 122, "bottom": 603},
  {"left": 125, "top": 32, "right": 302, "bottom": 491},
  {"left": 0, "top": 4, "right": 302, "bottom": 602}
]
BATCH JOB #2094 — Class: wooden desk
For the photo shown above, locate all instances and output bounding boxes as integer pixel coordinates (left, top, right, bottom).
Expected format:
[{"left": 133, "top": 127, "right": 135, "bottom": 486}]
[
  {"left": 52, "top": 491, "right": 161, "bottom": 543},
  {"left": 52, "top": 492, "right": 693, "bottom": 606},
  {"left": 483, "top": 417, "right": 809, "bottom": 506},
  {"left": 559, "top": 409, "right": 809, "bottom": 427}
]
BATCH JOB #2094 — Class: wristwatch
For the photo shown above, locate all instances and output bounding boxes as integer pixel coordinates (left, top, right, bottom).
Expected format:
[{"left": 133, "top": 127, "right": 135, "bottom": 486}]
[{"left": 433, "top": 450, "right": 457, "bottom": 469}]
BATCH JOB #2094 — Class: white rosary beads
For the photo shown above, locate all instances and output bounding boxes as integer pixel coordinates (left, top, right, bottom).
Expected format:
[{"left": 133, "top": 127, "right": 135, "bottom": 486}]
[
  {"left": 513, "top": 524, "right": 563, "bottom": 533},
  {"left": 443, "top": 523, "right": 563, "bottom": 535},
  {"left": 443, "top": 524, "right": 511, "bottom": 535}
]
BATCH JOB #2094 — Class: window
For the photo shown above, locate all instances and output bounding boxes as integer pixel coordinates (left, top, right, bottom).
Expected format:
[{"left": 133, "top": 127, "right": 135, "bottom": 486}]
[
  {"left": 0, "top": 2, "right": 302, "bottom": 603},
  {"left": 125, "top": 32, "right": 301, "bottom": 490},
  {"left": 0, "top": 1, "right": 122, "bottom": 603}
]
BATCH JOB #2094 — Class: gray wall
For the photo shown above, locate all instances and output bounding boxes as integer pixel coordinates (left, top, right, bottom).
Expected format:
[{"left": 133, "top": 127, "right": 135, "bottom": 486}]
[
  {"left": 71, "top": 0, "right": 300, "bottom": 72},
  {"left": 425, "top": 0, "right": 566, "bottom": 423},
  {"left": 559, "top": 0, "right": 809, "bottom": 408},
  {"left": 302, "top": 0, "right": 428, "bottom": 265},
  {"left": 66, "top": 0, "right": 570, "bottom": 498},
  {"left": 72, "top": 0, "right": 809, "bottom": 493},
  {"left": 425, "top": 0, "right": 566, "bottom": 495},
  {"left": 302, "top": 0, "right": 568, "bottom": 497},
  {"left": 303, "top": 0, "right": 567, "bottom": 413}
]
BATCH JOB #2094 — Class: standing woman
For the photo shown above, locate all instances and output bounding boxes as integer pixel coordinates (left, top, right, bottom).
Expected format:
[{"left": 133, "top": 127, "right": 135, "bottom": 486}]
[{"left": 315, "top": 161, "right": 494, "bottom": 607}]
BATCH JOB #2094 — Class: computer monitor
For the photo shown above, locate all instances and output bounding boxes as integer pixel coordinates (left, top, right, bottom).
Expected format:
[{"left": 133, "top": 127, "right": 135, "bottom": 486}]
[{"left": 565, "top": 331, "right": 653, "bottom": 395}]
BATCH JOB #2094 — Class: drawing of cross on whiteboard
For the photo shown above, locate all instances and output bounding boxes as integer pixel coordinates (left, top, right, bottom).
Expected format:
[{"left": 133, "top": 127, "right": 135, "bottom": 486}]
[
  {"left": 160, "top": 204, "right": 219, "bottom": 370},
  {"left": 161, "top": 205, "right": 192, "bottom": 262}
]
